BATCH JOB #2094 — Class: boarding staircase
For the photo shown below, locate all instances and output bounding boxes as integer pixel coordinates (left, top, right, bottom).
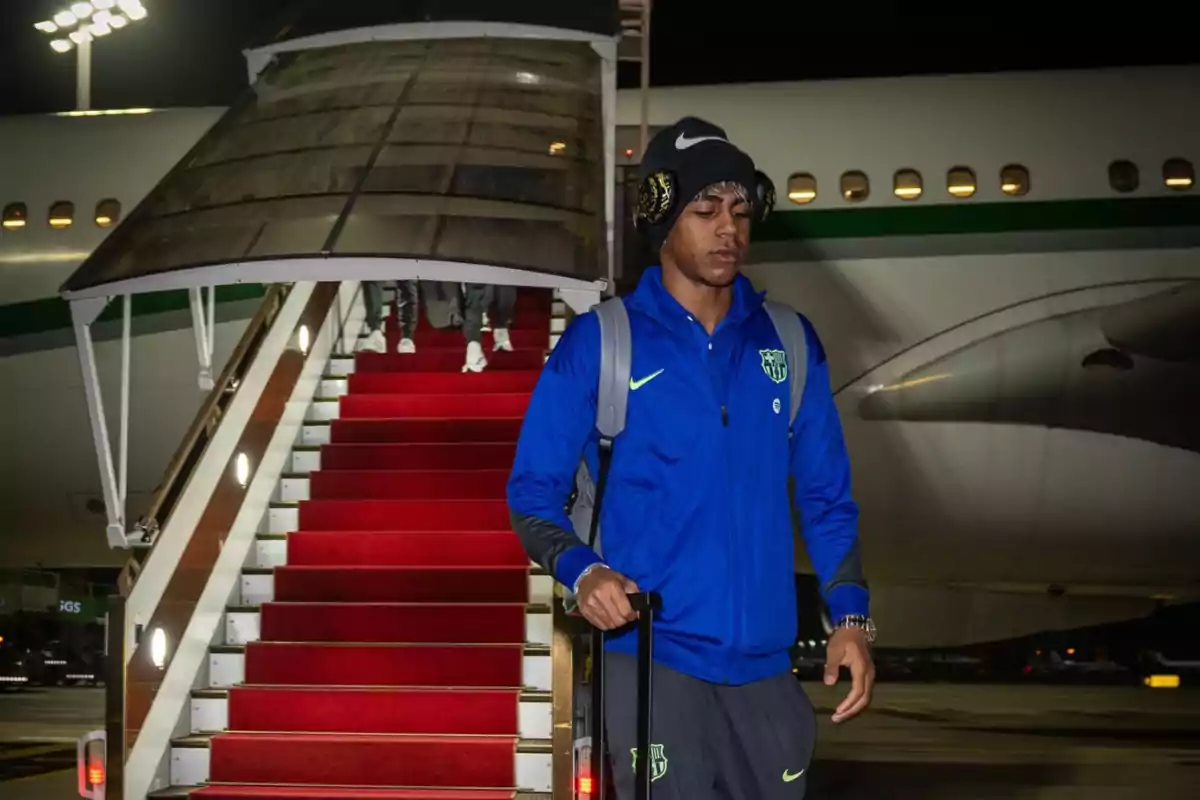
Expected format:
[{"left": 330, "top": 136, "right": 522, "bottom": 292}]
[
  {"left": 136, "top": 286, "right": 569, "bottom": 799},
  {"left": 66, "top": 5, "right": 656, "bottom": 797}
]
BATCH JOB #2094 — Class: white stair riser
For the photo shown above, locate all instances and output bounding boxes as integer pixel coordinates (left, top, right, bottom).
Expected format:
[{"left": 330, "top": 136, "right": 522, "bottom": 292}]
[
  {"left": 290, "top": 449, "right": 321, "bottom": 474},
  {"left": 320, "top": 378, "right": 348, "bottom": 397},
  {"left": 307, "top": 400, "right": 340, "bottom": 423},
  {"left": 241, "top": 572, "right": 554, "bottom": 607},
  {"left": 552, "top": 300, "right": 566, "bottom": 316},
  {"left": 550, "top": 333, "right": 561, "bottom": 350},
  {"left": 190, "top": 696, "right": 551, "bottom": 740},
  {"left": 252, "top": 538, "right": 288, "bottom": 568},
  {"left": 550, "top": 317, "right": 566, "bottom": 333},
  {"left": 300, "top": 423, "right": 331, "bottom": 446},
  {"left": 327, "top": 356, "right": 356, "bottom": 377},
  {"left": 224, "top": 609, "right": 553, "bottom": 647},
  {"left": 277, "top": 477, "right": 310, "bottom": 502},
  {"left": 207, "top": 651, "right": 551, "bottom": 692},
  {"left": 171, "top": 747, "right": 209, "bottom": 788},
  {"left": 268, "top": 505, "right": 298, "bottom": 532},
  {"left": 171, "top": 746, "right": 551, "bottom": 792}
]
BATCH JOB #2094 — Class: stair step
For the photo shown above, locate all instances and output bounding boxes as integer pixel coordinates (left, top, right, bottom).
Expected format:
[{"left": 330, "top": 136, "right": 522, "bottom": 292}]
[
  {"left": 330, "top": 418, "right": 524, "bottom": 444},
  {"left": 180, "top": 785, "right": 532, "bottom": 799},
  {"left": 223, "top": 603, "right": 551, "bottom": 647},
  {"left": 308, "top": 469, "right": 510, "bottom": 500},
  {"left": 190, "top": 686, "right": 551, "bottom": 739},
  {"left": 319, "top": 442, "right": 518, "bottom": 472},
  {"left": 207, "top": 643, "right": 551, "bottom": 691},
  {"left": 320, "top": 372, "right": 542, "bottom": 398},
  {"left": 371, "top": 327, "right": 548, "bottom": 349},
  {"left": 239, "top": 566, "right": 552, "bottom": 605},
  {"left": 348, "top": 371, "right": 541, "bottom": 395},
  {"left": 266, "top": 500, "right": 514, "bottom": 534},
  {"left": 293, "top": 499, "right": 512, "bottom": 532},
  {"left": 338, "top": 393, "right": 532, "bottom": 420},
  {"left": 170, "top": 732, "right": 551, "bottom": 791},
  {"left": 354, "top": 349, "right": 547, "bottom": 373},
  {"left": 251, "top": 531, "right": 536, "bottom": 570},
  {"left": 280, "top": 470, "right": 513, "bottom": 502}
]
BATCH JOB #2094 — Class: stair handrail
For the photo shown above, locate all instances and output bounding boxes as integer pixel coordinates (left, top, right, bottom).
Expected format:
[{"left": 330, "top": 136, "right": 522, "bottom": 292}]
[{"left": 116, "top": 283, "right": 290, "bottom": 596}]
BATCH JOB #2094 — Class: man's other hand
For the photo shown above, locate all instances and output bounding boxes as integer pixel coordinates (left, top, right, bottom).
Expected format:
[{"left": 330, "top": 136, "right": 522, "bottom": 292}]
[
  {"left": 824, "top": 627, "right": 875, "bottom": 723},
  {"left": 577, "top": 566, "right": 640, "bottom": 630}
]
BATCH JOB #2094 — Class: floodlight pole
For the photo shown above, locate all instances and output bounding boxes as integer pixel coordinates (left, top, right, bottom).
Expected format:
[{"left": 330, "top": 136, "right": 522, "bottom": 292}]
[{"left": 77, "top": 38, "right": 92, "bottom": 110}]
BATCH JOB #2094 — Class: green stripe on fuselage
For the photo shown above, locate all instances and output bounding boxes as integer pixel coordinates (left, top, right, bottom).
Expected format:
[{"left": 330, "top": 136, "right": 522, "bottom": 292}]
[
  {"left": 0, "top": 284, "right": 267, "bottom": 342},
  {"left": 755, "top": 195, "right": 1200, "bottom": 241}
]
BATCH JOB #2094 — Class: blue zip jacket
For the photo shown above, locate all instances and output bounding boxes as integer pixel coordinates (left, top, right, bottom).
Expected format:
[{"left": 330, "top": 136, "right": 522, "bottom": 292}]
[{"left": 507, "top": 267, "right": 868, "bottom": 685}]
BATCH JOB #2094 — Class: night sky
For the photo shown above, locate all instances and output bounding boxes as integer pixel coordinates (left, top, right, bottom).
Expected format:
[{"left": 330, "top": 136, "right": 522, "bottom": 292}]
[{"left": 0, "top": 1, "right": 1196, "bottom": 115}]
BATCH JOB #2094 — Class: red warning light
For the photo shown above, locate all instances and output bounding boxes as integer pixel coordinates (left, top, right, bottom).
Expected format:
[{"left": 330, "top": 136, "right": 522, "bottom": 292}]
[
  {"left": 578, "top": 775, "right": 594, "bottom": 796},
  {"left": 88, "top": 757, "right": 105, "bottom": 786}
]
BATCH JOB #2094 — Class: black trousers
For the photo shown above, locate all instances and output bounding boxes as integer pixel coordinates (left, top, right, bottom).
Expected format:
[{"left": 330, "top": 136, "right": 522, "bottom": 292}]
[
  {"left": 364, "top": 280, "right": 419, "bottom": 338},
  {"left": 462, "top": 283, "right": 517, "bottom": 343},
  {"left": 604, "top": 652, "right": 816, "bottom": 799}
]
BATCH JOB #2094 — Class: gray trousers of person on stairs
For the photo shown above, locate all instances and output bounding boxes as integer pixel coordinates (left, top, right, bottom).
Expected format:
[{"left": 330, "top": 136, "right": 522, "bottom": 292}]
[{"left": 603, "top": 652, "right": 817, "bottom": 799}]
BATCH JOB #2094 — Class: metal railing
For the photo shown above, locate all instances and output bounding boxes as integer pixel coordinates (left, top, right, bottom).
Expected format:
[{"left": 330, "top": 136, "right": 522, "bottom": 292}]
[{"left": 115, "top": 284, "right": 290, "bottom": 595}]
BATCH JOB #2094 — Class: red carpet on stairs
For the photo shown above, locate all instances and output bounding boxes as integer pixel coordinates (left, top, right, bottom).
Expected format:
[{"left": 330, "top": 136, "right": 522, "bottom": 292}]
[
  {"left": 198, "top": 288, "right": 553, "bottom": 798},
  {"left": 194, "top": 788, "right": 515, "bottom": 799}
]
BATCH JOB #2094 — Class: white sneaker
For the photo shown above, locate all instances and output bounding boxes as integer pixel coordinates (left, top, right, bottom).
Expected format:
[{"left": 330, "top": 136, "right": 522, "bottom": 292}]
[
  {"left": 357, "top": 328, "right": 386, "bottom": 353},
  {"left": 492, "top": 328, "right": 513, "bottom": 352},
  {"left": 397, "top": 337, "right": 416, "bottom": 354},
  {"left": 481, "top": 312, "right": 491, "bottom": 333},
  {"left": 462, "top": 340, "right": 487, "bottom": 373}
]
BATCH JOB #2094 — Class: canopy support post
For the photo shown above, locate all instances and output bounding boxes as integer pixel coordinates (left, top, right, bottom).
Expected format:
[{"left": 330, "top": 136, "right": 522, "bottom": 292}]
[
  {"left": 119, "top": 294, "right": 132, "bottom": 516},
  {"left": 70, "top": 296, "right": 130, "bottom": 549},
  {"left": 189, "top": 287, "right": 215, "bottom": 390}
]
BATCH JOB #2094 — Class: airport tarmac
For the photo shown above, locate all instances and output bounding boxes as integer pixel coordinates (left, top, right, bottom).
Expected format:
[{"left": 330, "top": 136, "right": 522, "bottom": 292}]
[{"left": 0, "top": 683, "right": 1197, "bottom": 798}]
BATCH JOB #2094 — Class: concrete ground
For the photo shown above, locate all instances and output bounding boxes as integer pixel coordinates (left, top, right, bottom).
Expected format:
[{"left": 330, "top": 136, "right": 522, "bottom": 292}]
[{"left": 1, "top": 683, "right": 1197, "bottom": 798}]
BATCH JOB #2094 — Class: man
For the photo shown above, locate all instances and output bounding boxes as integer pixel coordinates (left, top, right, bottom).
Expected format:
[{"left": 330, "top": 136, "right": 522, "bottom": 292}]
[
  {"left": 461, "top": 283, "right": 517, "bottom": 372},
  {"left": 358, "top": 279, "right": 420, "bottom": 354},
  {"left": 506, "top": 117, "right": 874, "bottom": 799}
]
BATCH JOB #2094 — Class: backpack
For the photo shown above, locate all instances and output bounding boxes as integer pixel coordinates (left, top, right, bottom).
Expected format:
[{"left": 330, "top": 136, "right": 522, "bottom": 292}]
[{"left": 563, "top": 297, "right": 808, "bottom": 608}]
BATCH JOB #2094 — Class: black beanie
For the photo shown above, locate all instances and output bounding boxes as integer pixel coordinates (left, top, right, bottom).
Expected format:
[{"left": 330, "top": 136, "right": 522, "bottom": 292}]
[{"left": 635, "top": 116, "right": 762, "bottom": 252}]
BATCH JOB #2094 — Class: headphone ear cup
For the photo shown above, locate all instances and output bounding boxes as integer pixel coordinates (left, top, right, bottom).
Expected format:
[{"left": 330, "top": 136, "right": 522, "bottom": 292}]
[
  {"left": 754, "top": 170, "right": 776, "bottom": 223},
  {"left": 635, "top": 169, "right": 677, "bottom": 233}
]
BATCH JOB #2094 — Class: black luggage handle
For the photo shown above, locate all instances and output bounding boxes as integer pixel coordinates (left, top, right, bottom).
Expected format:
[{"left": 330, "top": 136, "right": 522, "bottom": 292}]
[{"left": 591, "top": 591, "right": 662, "bottom": 800}]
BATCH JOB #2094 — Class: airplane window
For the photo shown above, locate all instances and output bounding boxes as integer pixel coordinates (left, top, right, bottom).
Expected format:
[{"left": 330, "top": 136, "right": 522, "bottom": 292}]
[
  {"left": 947, "top": 167, "right": 976, "bottom": 198},
  {"left": 1108, "top": 160, "right": 1139, "bottom": 193},
  {"left": 893, "top": 169, "right": 922, "bottom": 200},
  {"left": 1163, "top": 158, "right": 1194, "bottom": 190},
  {"left": 49, "top": 201, "right": 74, "bottom": 229},
  {"left": 2, "top": 202, "right": 27, "bottom": 230},
  {"left": 1000, "top": 164, "right": 1030, "bottom": 196},
  {"left": 787, "top": 173, "right": 817, "bottom": 205},
  {"left": 95, "top": 198, "right": 121, "bottom": 227},
  {"left": 840, "top": 171, "right": 869, "bottom": 202}
]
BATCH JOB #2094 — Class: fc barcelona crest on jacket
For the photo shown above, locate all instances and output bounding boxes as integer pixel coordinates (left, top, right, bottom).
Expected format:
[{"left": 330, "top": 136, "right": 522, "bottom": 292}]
[
  {"left": 631, "top": 743, "right": 669, "bottom": 782},
  {"left": 759, "top": 348, "right": 788, "bottom": 384}
]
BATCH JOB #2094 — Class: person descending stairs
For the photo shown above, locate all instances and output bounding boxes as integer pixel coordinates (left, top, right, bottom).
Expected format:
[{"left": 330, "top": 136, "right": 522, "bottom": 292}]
[{"left": 172, "top": 287, "right": 560, "bottom": 799}]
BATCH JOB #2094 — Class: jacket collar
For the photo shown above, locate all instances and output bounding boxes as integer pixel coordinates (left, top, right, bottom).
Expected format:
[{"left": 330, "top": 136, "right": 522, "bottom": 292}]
[{"left": 627, "top": 265, "right": 765, "bottom": 331}]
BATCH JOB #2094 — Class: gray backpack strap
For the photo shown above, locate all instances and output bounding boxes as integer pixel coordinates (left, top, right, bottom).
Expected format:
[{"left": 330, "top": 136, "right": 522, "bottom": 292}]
[
  {"left": 762, "top": 300, "right": 808, "bottom": 427},
  {"left": 594, "top": 296, "right": 632, "bottom": 441},
  {"left": 564, "top": 297, "right": 631, "bottom": 611}
]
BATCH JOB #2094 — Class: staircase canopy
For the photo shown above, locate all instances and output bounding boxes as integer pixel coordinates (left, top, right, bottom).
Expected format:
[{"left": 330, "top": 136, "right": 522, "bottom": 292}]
[
  {"left": 247, "top": 0, "right": 621, "bottom": 47},
  {"left": 60, "top": 33, "right": 608, "bottom": 298}
]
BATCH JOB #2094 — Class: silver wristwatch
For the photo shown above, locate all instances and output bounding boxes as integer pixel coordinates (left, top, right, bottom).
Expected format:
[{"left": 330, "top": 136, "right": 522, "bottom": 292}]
[{"left": 834, "top": 614, "right": 876, "bottom": 644}]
